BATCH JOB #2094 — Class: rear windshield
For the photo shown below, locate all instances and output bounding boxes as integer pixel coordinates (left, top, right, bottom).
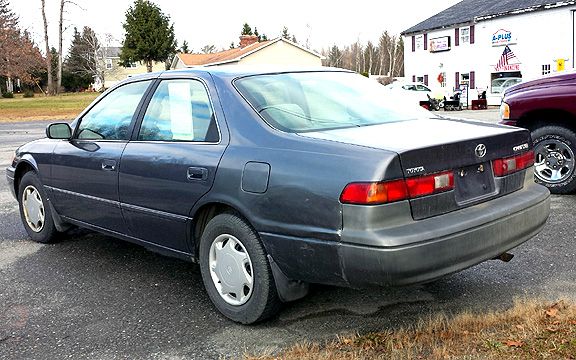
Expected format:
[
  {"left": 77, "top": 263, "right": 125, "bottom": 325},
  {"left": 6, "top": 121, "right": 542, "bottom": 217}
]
[{"left": 234, "top": 72, "right": 430, "bottom": 133}]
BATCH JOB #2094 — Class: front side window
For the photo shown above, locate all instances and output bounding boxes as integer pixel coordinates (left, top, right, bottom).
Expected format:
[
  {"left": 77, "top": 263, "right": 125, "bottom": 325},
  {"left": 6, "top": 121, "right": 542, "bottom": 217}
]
[
  {"left": 76, "top": 80, "right": 152, "bottom": 140},
  {"left": 106, "top": 58, "right": 113, "bottom": 70},
  {"left": 138, "top": 79, "right": 218, "bottom": 142},
  {"left": 235, "top": 72, "right": 430, "bottom": 133}
]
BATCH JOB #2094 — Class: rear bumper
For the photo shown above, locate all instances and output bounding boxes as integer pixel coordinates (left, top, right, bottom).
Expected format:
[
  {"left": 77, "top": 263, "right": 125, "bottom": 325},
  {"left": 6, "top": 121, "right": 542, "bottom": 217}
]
[
  {"left": 5, "top": 166, "right": 16, "bottom": 199},
  {"left": 262, "top": 171, "right": 550, "bottom": 288},
  {"left": 339, "top": 181, "right": 549, "bottom": 286}
]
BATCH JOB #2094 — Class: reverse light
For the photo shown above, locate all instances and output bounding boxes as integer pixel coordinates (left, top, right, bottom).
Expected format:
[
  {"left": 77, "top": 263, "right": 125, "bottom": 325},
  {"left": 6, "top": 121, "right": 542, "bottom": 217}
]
[
  {"left": 492, "top": 151, "right": 534, "bottom": 177},
  {"left": 340, "top": 171, "right": 454, "bottom": 205}
]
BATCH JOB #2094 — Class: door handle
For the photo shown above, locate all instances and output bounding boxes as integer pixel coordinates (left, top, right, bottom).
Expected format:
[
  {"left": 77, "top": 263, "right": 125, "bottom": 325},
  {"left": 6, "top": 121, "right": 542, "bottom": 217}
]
[
  {"left": 101, "top": 159, "right": 117, "bottom": 171},
  {"left": 187, "top": 167, "right": 208, "bottom": 181}
]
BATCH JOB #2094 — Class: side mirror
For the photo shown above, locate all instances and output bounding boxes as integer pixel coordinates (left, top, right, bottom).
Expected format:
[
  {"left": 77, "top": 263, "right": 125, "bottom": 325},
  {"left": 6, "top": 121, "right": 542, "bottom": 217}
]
[{"left": 46, "top": 123, "right": 72, "bottom": 139}]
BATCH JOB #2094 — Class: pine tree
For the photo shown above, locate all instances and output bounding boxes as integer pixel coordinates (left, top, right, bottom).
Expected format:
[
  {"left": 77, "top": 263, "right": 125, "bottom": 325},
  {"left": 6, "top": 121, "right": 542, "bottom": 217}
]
[
  {"left": 120, "top": 0, "right": 177, "bottom": 72},
  {"left": 241, "top": 23, "right": 253, "bottom": 35},
  {"left": 180, "top": 40, "right": 190, "bottom": 54},
  {"left": 281, "top": 26, "right": 290, "bottom": 39}
]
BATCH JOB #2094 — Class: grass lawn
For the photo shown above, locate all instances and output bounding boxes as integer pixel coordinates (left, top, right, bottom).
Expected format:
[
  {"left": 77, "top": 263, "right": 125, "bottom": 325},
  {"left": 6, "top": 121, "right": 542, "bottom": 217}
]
[
  {"left": 249, "top": 299, "right": 576, "bottom": 360},
  {"left": 0, "top": 92, "right": 100, "bottom": 122}
]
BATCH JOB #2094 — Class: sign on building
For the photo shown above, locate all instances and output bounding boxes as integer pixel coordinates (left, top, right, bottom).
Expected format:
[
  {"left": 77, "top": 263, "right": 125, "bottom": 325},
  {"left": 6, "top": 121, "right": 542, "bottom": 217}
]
[
  {"left": 492, "top": 29, "right": 515, "bottom": 46},
  {"left": 429, "top": 36, "right": 451, "bottom": 52},
  {"left": 494, "top": 45, "right": 521, "bottom": 71}
]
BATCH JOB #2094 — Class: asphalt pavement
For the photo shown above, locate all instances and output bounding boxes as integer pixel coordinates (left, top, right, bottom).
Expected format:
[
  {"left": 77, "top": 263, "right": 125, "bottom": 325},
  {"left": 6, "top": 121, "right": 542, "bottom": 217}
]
[{"left": 1, "top": 118, "right": 575, "bottom": 359}]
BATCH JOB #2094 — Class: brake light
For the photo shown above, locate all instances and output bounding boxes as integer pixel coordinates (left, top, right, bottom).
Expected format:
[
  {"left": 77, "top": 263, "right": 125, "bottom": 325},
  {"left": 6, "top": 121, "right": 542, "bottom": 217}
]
[
  {"left": 340, "top": 180, "right": 408, "bottom": 205},
  {"left": 340, "top": 170, "right": 454, "bottom": 205},
  {"left": 406, "top": 171, "right": 454, "bottom": 198},
  {"left": 492, "top": 151, "right": 534, "bottom": 177}
]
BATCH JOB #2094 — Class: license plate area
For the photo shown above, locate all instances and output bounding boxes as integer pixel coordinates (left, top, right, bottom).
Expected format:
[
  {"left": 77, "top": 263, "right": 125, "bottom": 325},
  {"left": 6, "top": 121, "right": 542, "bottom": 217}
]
[{"left": 454, "top": 162, "right": 496, "bottom": 204}]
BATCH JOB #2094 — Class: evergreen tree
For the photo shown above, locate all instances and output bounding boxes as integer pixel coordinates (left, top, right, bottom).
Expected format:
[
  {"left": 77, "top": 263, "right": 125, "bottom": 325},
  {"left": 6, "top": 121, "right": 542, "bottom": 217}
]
[
  {"left": 180, "top": 40, "right": 190, "bottom": 54},
  {"left": 241, "top": 23, "right": 253, "bottom": 35},
  {"left": 230, "top": 42, "right": 235, "bottom": 49},
  {"left": 64, "top": 27, "right": 96, "bottom": 90},
  {"left": 281, "top": 26, "right": 290, "bottom": 39},
  {"left": 120, "top": 0, "right": 176, "bottom": 72},
  {"left": 254, "top": 27, "right": 260, "bottom": 41}
]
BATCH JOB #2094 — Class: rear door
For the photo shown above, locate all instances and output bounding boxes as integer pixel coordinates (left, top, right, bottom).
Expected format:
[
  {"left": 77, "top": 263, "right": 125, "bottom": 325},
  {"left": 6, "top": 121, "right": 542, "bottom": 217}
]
[
  {"left": 50, "top": 80, "right": 153, "bottom": 233},
  {"left": 119, "top": 76, "right": 228, "bottom": 252}
]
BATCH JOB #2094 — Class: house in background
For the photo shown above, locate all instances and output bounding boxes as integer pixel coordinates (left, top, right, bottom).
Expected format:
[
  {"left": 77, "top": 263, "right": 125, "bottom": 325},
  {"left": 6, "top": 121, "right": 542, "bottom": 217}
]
[
  {"left": 94, "top": 47, "right": 165, "bottom": 89},
  {"left": 402, "top": 0, "right": 576, "bottom": 106},
  {"left": 171, "top": 35, "right": 324, "bottom": 69}
]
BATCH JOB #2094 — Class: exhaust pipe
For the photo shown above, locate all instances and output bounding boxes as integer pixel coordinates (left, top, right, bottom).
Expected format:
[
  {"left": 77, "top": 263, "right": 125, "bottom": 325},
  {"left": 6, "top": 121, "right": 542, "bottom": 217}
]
[{"left": 493, "top": 252, "right": 514, "bottom": 262}]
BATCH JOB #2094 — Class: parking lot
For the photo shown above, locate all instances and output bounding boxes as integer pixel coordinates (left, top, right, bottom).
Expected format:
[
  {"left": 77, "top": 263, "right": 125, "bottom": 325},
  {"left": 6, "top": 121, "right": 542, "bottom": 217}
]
[{"left": 1, "top": 117, "right": 575, "bottom": 359}]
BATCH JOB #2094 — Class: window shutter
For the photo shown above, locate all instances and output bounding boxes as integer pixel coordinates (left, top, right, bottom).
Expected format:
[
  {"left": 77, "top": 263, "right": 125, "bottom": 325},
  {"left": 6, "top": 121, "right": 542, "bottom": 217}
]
[
  {"left": 412, "top": 75, "right": 416, "bottom": 82},
  {"left": 424, "top": 33, "right": 428, "bottom": 50},
  {"left": 412, "top": 36, "right": 416, "bottom": 52},
  {"left": 455, "top": 28, "right": 460, "bottom": 46},
  {"left": 424, "top": 75, "right": 429, "bottom": 86},
  {"left": 455, "top": 72, "right": 460, "bottom": 88},
  {"left": 470, "top": 71, "right": 475, "bottom": 89},
  {"left": 470, "top": 25, "right": 475, "bottom": 44}
]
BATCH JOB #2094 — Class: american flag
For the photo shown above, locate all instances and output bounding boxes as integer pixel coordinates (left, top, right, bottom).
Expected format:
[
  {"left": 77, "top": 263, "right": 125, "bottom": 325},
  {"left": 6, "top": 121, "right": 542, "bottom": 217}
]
[{"left": 496, "top": 46, "right": 517, "bottom": 69}]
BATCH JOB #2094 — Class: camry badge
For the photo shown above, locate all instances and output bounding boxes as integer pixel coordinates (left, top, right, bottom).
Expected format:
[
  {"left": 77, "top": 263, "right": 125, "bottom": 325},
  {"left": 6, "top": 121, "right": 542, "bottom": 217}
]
[{"left": 475, "top": 144, "right": 487, "bottom": 158}]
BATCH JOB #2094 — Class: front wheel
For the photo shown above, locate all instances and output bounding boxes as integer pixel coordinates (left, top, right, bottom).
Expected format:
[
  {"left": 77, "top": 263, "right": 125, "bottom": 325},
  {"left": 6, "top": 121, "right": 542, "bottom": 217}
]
[
  {"left": 199, "top": 213, "right": 281, "bottom": 324},
  {"left": 532, "top": 126, "right": 576, "bottom": 194},
  {"left": 18, "top": 172, "right": 59, "bottom": 243}
]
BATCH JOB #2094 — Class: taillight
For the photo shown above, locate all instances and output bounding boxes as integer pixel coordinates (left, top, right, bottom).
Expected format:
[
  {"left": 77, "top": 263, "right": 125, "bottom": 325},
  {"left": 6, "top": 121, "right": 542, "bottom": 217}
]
[
  {"left": 492, "top": 150, "right": 534, "bottom": 177},
  {"left": 340, "top": 180, "right": 408, "bottom": 205},
  {"left": 340, "top": 170, "right": 454, "bottom": 205},
  {"left": 406, "top": 171, "right": 454, "bottom": 198}
]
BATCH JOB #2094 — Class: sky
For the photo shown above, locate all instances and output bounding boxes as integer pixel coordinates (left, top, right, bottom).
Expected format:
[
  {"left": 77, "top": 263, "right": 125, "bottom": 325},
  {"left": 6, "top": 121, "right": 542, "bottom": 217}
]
[{"left": 11, "top": 0, "right": 462, "bottom": 54}]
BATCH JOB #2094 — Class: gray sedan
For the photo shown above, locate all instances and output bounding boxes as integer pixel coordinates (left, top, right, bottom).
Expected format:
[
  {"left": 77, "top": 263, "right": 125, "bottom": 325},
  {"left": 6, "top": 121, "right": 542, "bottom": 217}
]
[{"left": 6, "top": 68, "right": 550, "bottom": 324}]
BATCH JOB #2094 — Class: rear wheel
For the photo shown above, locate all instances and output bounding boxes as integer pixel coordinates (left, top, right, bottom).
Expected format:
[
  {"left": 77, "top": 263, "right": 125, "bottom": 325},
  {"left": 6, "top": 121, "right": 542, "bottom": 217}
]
[
  {"left": 199, "top": 213, "right": 281, "bottom": 324},
  {"left": 532, "top": 125, "right": 576, "bottom": 194},
  {"left": 18, "top": 172, "right": 59, "bottom": 243}
]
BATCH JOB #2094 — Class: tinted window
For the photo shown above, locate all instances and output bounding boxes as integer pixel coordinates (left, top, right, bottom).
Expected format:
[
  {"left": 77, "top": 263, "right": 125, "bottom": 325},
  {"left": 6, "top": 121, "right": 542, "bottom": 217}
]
[
  {"left": 416, "top": 85, "right": 430, "bottom": 91},
  {"left": 138, "top": 79, "right": 218, "bottom": 142},
  {"left": 235, "top": 72, "right": 430, "bottom": 133},
  {"left": 77, "top": 80, "right": 151, "bottom": 140}
]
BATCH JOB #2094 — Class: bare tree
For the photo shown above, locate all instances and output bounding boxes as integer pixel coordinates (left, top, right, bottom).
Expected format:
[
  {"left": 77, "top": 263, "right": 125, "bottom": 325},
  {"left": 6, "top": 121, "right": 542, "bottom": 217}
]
[
  {"left": 57, "top": 0, "right": 64, "bottom": 93},
  {"left": 201, "top": 44, "right": 216, "bottom": 54},
  {"left": 40, "top": 0, "right": 53, "bottom": 95}
]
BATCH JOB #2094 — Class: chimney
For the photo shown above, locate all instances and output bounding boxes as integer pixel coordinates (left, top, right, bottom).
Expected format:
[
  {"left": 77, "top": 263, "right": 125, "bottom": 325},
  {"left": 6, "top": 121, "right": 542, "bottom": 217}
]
[{"left": 239, "top": 35, "right": 259, "bottom": 48}]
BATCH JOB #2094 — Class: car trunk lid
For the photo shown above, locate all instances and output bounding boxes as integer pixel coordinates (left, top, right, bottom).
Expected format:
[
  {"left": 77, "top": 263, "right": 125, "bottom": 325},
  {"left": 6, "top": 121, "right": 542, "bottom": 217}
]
[{"left": 300, "top": 117, "right": 532, "bottom": 219}]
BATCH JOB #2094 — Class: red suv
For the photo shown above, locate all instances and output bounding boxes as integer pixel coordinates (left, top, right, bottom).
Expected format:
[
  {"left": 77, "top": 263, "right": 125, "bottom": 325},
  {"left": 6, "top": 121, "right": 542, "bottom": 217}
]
[{"left": 500, "top": 72, "right": 576, "bottom": 193}]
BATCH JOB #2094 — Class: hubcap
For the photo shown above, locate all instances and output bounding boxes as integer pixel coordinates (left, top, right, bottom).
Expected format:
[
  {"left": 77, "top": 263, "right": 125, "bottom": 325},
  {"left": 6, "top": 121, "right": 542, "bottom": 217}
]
[
  {"left": 534, "top": 138, "right": 575, "bottom": 184},
  {"left": 22, "top": 185, "right": 45, "bottom": 232},
  {"left": 208, "top": 234, "right": 253, "bottom": 306}
]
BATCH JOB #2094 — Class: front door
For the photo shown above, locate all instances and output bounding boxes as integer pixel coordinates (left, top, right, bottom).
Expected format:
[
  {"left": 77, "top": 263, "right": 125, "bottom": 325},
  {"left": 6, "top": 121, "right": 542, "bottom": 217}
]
[
  {"left": 119, "top": 77, "right": 227, "bottom": 252},
  {"left": 50, "top": 80, "right": 153, "bottom": 233}
]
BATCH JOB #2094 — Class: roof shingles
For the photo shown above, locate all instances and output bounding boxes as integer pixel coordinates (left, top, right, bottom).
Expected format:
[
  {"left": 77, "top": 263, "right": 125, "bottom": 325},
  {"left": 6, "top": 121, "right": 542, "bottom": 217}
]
[
  {"left": 178, "top": 41, "right": 271, "bottom": 66},
  {"left": 403, "top": 0, "right": 575, "bottom": 34}
]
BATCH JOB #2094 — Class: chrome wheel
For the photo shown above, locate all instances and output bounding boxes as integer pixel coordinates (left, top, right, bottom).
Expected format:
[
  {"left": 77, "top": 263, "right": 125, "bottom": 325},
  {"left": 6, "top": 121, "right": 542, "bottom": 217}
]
[
  {"left": 22, "top": 185, "right": 45, "bottom": 233},
  {"left": 208, "top": 234, "right": 254, "bottom": 306},
  {"left": 534, "top": 138, "right": 575, "bottom": 184}
]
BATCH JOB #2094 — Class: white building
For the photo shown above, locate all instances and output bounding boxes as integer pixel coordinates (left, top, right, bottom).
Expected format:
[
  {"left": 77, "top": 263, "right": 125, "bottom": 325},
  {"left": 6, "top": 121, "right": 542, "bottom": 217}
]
[{"left": 402, "top": 0, "right": 576, "bottom": 106}]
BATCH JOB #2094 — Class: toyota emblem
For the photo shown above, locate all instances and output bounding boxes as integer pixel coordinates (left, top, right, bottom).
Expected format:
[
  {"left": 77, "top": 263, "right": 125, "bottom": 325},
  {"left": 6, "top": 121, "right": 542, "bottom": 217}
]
[{"left": 475, "top": 144, "right": 487, "bottom": 158}]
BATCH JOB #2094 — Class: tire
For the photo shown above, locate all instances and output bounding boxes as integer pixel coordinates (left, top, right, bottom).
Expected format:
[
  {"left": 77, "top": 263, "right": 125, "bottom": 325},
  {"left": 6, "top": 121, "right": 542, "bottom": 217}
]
[
  {"left": 532, "top": 125, "right": 576, "bottom": 194},
  {"left": 18, "top": 171, "right": 59, "bottom": 243},
  {"left": 199, "top": 213, "right": 281, "bottom": 324}
]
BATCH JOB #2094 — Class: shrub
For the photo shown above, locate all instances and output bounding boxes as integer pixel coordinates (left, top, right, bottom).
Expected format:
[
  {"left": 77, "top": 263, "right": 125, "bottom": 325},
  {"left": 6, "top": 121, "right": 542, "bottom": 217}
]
[
  {"left": 23, "top": 90, "right": 34, "bottom": 98},
  {"left": 1, "top": 92, "right": 14, "bottom": 98}
]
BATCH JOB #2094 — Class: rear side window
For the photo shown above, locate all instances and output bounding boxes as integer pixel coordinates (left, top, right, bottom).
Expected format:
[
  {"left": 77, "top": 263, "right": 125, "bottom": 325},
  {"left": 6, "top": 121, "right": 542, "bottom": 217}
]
[
  {"left": 76, "top": 80, "right": 152, "bottom": 140},
  {"left": 138, "top": 79, "right": 218, "bottom": 142}
]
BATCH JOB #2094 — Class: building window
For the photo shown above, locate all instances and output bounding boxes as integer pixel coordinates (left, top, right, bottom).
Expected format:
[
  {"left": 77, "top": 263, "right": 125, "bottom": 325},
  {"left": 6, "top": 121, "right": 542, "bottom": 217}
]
[
  {"left": 439, "top": 72, "right": 446, "bottom": 87},
  {"left": 416, "top": 76, "right": 424, "bottom": 83},
  {"left": 415, "top": 35, "right": 424, "bottom": 51},
  {"left": 542, "top": 64, "right": 551, "bottom": 75},
  {"left": 460, "top": 27, "right": 470, "bottom": 44},
  {"left": 106, "top": 59, "right": 113, "bottom": 70}
]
